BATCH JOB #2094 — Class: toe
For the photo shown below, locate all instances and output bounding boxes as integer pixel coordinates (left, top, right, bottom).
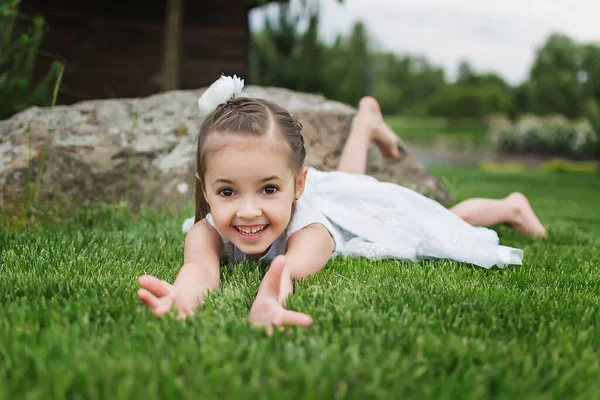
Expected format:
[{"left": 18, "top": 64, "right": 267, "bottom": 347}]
[{"left": 358, "top": 96, "right": 381, "bottom": 113}]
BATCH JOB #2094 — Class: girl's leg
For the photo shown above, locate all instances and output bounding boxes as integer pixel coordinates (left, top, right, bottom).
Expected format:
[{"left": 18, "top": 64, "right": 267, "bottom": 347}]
[
  {"left": 337, "top": 97, "right": 401, "bottom": 174},
  {"left": 337, "top": 98, "right": 547, "bottom": 238},
  {"left": 450, "top": 192, "right": 547, "bottom": 237}
]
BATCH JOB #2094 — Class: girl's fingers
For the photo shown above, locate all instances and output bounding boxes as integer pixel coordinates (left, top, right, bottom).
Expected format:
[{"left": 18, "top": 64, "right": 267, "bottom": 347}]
[
  {"left": 177, "top": 309, "right": 193, "bottom": 321},
  {"left": 264, "top": 255, "right": 286, "bottom": 294},
  {"left": 138, "top": 288, "right": 174, "bottom": 317},
  {"left": 138, "top": 275, "right": 183, "bottom": 318},
  {"left": 137, "top": 288, "right": 161, "bottom": 310},
  {"left": 269, "top": 255, "right": 286, "bottom": 273},
  {"left": 154, "top": 298, "right": 174, "bottom": 317},
  {"left": 176, "top": 302, "right": 195, "bottom": 320},
  {"left": 280, "top": 310, "right": 313, "bottom": 327},
  {"left": 138, "top": 275, "right": 174, "bottom": 297},
  {"left": 258, "top": 310, "right": 313, "bottom": 335}
]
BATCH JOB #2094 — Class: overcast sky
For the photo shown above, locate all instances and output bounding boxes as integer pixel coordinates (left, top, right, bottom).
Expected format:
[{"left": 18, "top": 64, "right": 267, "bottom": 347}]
[{"left": 249, "top": 0, "right": 600, "bottom": 84}]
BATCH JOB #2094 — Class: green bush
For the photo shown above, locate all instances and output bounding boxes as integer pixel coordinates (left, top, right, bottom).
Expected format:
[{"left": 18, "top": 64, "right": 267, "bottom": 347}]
[
  {"left": 428, "top": 84, "right": 513, "bottom": 119},
  {"left": 489, "top": 114, "right": 598, "bottom": 157},
  {"left": 583, "top": 99, "right": 600, "bottom": 157},
  {"left": 0, "top": 0, "right": 63, "bottom": 120}
]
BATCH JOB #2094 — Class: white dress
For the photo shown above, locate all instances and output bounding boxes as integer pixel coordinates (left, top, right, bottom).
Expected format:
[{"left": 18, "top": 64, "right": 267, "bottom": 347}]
[{"left": 182, "top": 168, "right": 524, "bottom": 269}]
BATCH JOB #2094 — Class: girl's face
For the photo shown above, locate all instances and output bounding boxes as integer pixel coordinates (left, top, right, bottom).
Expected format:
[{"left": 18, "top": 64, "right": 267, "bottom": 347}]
[{"left": 203, "top": 135, "right": 307, "bottom": 259}]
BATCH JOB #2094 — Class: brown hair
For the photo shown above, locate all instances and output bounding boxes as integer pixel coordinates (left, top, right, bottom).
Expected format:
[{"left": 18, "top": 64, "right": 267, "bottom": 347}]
[{"left": 194, "top": 97, "right": 306, "bottom": 222}]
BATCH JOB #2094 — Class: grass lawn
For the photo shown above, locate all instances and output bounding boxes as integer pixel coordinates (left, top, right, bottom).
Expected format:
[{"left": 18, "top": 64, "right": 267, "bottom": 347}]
[{"left": 1, "top": 167, "right": 599, "bottom": 399}]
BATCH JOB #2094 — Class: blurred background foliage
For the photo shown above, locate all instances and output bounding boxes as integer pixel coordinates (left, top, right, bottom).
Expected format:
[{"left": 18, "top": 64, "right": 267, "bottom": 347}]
[
  {"left": 1, "top": 0, "right": 597, "bottom": 158},
  {"left": 249, "top": 3, "right": 600, "bottom": 157},
  {"left": 0, "top": 0, "right": 63, "bottom": 119}
]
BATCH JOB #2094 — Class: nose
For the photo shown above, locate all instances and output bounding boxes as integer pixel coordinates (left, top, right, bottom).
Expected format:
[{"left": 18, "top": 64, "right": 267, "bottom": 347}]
[{"left": 236, "top": 197, "right": 262, "bottom": 220}]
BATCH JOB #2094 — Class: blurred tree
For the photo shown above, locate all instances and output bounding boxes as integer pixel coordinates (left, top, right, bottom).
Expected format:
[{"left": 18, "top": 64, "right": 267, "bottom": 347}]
[
  {"left": 402, "top": 56, "right": 446, "bottom": 113},
  {"left": 294, "top": 12, "right": 323, "bottom": 93},
  {"left": 372, "top": 53, "right": 445, "bottom": 115},
  {"left": 371, "top": 53, "right": 407, "bottom": 114},
  {"left": 250, "top": 2, "right": 325, "bottom": 94},
  {"left": 250, "top": 1, "right": 371, "bottom": 107},
  {"left": 249, "top": 3, "right": 300, "bottom": 88},
  {"left": 428, "top": 84, "right": 512, "bottom": 119},
  {"left": 529, "top": 70, "right": 583, "bottom": 119},
  {"left": 478, "top": 73, "right": 511, "bottom": 91},
  {"left": 250, "top": 9, "right": 598, "bottom": 126},
  {"left": 581, "top": 44, "right": 600, "bottom": 103},
  {"left": 513, "top": 82, "right": 533, "bottom": 116},
  {"left": 426, "top": 60, "right": 513, "bottom": 119},
  {"left": 583, "top": 98, "right": 600, "bottom": 139},
  {"left": 322, "top": 21, "right": 370, "bottom": 106},
  {"left": 527, "top": 33, "right": 585, "bottom": 118},
  {"left": 457, "top": 60, "right": 479, "bottom": 85},
  {"left": 530, "top": 33, "right": 581, "bottom": 79}
]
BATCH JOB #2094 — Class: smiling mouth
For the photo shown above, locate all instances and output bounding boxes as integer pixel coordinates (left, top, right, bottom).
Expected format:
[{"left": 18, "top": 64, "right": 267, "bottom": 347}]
[{"left": 234, "top": 225, "right": 269, "bottom": 236}]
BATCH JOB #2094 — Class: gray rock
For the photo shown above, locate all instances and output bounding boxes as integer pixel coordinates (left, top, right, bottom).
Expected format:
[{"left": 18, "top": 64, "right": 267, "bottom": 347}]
[{"left": 0, "top": 86, "right": 451, "bottom": 211}]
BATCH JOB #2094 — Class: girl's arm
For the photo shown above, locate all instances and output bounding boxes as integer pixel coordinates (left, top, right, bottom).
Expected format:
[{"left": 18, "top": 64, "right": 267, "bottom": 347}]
[
  {"left": 286, "top": 223, "right": 336, "bottom": 279},
  {"left": 279, "top": 223, "right": 335, "bottom": 302},
  {"left": 248, "top": 223, "right": 334, "bottom": 331},
  {"left": 176, "top": 219, "right": 224, "bottom": 308},
  {"left": 138, "top": 219, "right": 223, "bottom": 317}
]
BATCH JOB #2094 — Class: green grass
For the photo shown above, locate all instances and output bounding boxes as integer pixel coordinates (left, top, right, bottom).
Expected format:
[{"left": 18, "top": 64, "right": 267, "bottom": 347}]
[
  {"left": 2, "top": 168, "right": 600, "bottom": 399},
  {"left": 385, "top": 116, "right": 491, "bottom": 150}
]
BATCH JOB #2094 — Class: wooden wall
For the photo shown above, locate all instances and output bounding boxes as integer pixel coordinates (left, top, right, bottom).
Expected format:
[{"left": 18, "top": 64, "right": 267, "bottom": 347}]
[{"left": 20, "top": 0, "right": 254, "bottom": 104}]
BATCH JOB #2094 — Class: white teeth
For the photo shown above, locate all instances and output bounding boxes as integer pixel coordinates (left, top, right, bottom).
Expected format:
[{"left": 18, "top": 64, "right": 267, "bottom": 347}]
[{"left": 236, "top": 225, "right": 267, "bottom": 235}]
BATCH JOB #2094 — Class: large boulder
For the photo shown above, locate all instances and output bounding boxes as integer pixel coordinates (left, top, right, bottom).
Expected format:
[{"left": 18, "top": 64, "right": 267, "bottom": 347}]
[{"left": 0, "top": 86, "right": 451, "bottom": 211}]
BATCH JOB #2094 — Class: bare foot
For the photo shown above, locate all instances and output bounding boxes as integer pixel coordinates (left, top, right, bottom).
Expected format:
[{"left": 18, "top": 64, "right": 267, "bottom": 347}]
[
  {"left": 505, "top": 192, "right": 547, "bottom": 238},
  {"left": 356, "top": 96, "right": 401, "bottom": 160}
]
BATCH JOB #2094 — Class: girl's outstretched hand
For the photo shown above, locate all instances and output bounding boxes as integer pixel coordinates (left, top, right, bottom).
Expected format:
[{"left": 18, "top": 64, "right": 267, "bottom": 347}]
[
  {"left": 249, "top": 255, "right": 313, "bottom": 335},
  {"left": 137, "top": 275, "right": 194, "bottom": 320}
]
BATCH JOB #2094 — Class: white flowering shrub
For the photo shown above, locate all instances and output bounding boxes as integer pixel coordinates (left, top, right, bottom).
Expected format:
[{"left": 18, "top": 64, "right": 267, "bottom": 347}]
[{"left": 489, "top": 114, "right": 599, "bottom": 157}]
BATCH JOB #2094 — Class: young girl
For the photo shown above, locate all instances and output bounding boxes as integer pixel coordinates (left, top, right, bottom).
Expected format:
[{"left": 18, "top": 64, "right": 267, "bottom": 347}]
[{"left": 137, "top": 76, "right": 546, "bottom": 331}]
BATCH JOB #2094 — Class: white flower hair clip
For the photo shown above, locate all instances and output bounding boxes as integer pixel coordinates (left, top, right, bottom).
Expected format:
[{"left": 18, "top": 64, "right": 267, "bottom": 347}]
[{"left": 197, "top": 74, "right": 246, "bottom": 116}]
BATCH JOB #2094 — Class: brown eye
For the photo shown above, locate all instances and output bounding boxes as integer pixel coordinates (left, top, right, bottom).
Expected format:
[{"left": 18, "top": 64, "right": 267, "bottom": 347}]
[
  {"left": 261, "top": 185, "right": 278, "bottom": 195},
  {"left": 218, "top": 188, "right": 235, "bottom": 197}
]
